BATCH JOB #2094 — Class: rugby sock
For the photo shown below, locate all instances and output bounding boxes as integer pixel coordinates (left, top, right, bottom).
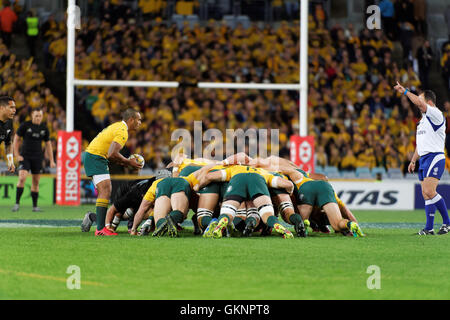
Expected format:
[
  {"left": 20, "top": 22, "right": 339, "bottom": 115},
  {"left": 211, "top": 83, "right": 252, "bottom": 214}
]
[
  {"left": 233, "top": 216, "right": 245, "bottom": 232},
  {"left": 266, "top": 215, "right": 279, "bottom": 228},
  {"left": 31, "top": 192, "right": 38, "bottom": 207},
  {"left": 424, "top": 201, "right": 436, "bottom": 231},
  {"left": 245, "top": 216, "right": 257, "bottom": 227},
  {"left": 16, "top": 187, "right": 24, "bottom": 204},
  {"left": 95, "top": 198, "right": 109, "bottom": 231},
  {"left": 156, "top": 218, "right": 167, "bottom": 229},
  {"left": 288, "top": 213, "right": 303, "bottom": 226},
  {"left": 169, "top": 210, "right": 184, "bottom": 224},
  {"left": 432, "top": 194, "right": 450, "bottom": 225},
  {"left": 197, "top": 208, "right": 213, "bottom": 230}
]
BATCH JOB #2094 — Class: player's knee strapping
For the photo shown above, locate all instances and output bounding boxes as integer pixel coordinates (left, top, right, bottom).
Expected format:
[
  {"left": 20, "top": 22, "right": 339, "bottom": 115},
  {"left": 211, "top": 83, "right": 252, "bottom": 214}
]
[
  {"left": 258, "top": 204, "right": 274, "bottom": 218},
  {"left": 219, "top": 204, "right": 237, "bottom": 221},
  {"left": 246, "top": 207, "right": 260, "bottom": 226},
  {"left": 278, "top": 201, "right": 294, "bottom": 216},
  {"left": 197, "top": 208, "right": 213, "bottom": 229},
  {"left": 233, "top": 208, "right": 248, "bottom": 231}
]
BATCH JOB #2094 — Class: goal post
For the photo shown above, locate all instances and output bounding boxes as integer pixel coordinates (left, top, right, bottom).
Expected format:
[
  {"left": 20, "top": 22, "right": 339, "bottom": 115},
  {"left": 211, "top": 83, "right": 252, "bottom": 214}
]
[{"left": 66, "top": 0, "right": 309, "bottom": 136}]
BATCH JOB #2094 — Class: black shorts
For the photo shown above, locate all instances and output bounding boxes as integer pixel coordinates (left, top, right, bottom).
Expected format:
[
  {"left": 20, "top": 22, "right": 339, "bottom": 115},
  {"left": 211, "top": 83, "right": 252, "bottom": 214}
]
[
  {"left": 113, "top": 191, "right": 143, "bottom": 214},
  {"left": 18, "top": 157, "right": 43, "bottom": 174}
]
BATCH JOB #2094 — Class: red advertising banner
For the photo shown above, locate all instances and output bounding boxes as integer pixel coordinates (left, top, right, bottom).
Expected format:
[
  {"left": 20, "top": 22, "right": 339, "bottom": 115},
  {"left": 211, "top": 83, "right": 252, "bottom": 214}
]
[
  {"left": 56, "top": 131, "right": 82, "bottom": 206},
  {"left": 290, "top": 135, "right": 315, "bottom": 174}
]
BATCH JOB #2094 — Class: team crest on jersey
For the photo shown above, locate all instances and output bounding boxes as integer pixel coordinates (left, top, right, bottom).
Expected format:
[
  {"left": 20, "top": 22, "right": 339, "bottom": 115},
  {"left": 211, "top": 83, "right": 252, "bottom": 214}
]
[
  {"left": 433, "top": 167, "right": 438, "bottom": 175},
  {"left": 41, "top": 130, "right": 46, "bottom": 135}
]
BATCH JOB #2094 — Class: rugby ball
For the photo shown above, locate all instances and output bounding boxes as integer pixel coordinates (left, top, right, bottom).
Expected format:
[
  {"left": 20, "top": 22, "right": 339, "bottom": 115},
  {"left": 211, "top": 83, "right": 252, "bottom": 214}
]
[{"left": 128, "top": 154, "right": 145, "bottom": 168}]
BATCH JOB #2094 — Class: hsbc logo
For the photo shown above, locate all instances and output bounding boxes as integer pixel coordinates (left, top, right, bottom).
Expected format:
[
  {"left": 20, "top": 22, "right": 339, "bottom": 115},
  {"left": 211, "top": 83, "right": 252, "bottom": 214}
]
[
  {"left": 66, "top": 136, "right": 79, "bottom": 160},
  {"left": 299, "top": 141, "right": 312, "bottom": 163},
  {"left": 290, "top": 136, "right": 314, "bottom": 174},
  {"left": 57, "top": 132, "right": 81, "bottom": 205}
]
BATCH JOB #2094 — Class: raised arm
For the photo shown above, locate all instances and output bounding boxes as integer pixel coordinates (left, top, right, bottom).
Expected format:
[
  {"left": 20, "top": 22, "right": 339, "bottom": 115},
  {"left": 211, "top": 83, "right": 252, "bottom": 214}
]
[{"left": 394, "top": 81, "right": 427, "bottom": 113}]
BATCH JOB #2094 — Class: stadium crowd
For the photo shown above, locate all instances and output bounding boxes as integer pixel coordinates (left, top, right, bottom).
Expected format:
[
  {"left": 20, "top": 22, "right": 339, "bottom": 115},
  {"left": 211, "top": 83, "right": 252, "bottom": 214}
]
[
  {"left": 21, "top": 0, "right": 450, "bottom": 175},
  {"left": 0, "top": 40, "right": 65, "bottom": 168}
]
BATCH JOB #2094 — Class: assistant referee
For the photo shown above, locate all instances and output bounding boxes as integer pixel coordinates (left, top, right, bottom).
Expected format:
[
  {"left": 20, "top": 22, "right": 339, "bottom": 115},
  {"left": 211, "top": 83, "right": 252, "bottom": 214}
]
[{"left": 12, "top": 107, "right": 55, "bottom": 212}]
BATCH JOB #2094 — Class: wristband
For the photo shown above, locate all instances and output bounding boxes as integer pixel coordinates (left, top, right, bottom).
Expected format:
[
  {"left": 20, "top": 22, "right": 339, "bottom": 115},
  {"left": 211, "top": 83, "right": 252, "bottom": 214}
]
[
  {"left": 6, "top": 153, "right": 13, "bottom": 166},
  {"left": 404, "top": 89, "right": 408, "bottom": 95}
]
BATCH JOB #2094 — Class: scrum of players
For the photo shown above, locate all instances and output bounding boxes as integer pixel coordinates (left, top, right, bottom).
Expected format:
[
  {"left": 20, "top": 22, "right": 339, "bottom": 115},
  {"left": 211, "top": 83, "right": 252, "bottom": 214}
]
[{"left": 85, "top": 152, "right": 365, "bottom": 239}]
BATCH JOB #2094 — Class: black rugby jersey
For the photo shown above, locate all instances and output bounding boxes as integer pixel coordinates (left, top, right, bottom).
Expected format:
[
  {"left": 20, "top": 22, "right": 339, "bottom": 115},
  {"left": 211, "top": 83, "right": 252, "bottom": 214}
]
[
  {"left": 16, "top": 121, "right": 50, "bottom": 158},
  {"left": 0, "top": 119, "right": 13, "bottom": 146}
]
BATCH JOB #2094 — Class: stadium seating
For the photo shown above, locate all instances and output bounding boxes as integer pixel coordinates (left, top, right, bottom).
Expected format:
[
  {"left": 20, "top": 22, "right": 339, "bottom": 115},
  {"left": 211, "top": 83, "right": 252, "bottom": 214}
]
[
  {"left": 387, "top": 168, "right": 403, "bottom": 179},
  {"left": 341, "top": 171, "right": 357, "bottom": 179},
  {"left": 404, "top": 173, "right": 418, "bottom": 180},
  {"left": 314, "top": 165, "right": 325, "bottom": 175},
  {"left": 371, "top": 167, "right": 387, "bottom": 179},
  {"left": 38, "top": 5, "right": 449, "bottom": 176}
]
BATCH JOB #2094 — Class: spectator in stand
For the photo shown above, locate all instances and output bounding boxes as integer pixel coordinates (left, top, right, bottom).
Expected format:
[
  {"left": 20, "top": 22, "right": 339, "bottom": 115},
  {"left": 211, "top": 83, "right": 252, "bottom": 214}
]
[
  {"left": 379, "top": 0, "right": 395, "bottom": 40},
  {"left": 445, "top": 5, "right": 450, "bottom": 41},
  {"left": 0, "top": 0, "right": 17, "bottom": 47},
  {"left": 42, "top": 12, "right": 430, "bottom": 173},
  {"left": 413, "top": 0, "right": 427, "bottom": 37},
  {"left": 284, "top": 0, "right": 299, "bottom": 20},
  {"left": 445, "top": 101, "right": 450, "bottom": 156},
  {"left": 399, "top": 22, "right": 415, "bottom": 61},
  {"left": 417, "top": 39, "right": 433, "bottom": 89},
  {"left": 26, "top": 10, "right": 39, "bottom": 57},
  {"left": 442, "top": 44, "right": 450, "bottom": 92}
]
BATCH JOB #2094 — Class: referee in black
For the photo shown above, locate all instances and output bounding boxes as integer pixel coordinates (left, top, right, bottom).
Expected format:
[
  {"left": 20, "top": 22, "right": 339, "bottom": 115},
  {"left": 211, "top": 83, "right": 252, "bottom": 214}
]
[
  {"left": 12, "top": 107, "right": 55, "bottom": 212},
  {"left": 0, "top": 96, "right": 16, "bottom": 173}
]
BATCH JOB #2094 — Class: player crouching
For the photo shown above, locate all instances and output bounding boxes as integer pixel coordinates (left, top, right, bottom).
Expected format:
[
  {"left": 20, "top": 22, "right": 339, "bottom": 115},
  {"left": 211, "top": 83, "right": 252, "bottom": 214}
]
[
  {"left": 130, "top": 170, "right": 200, "bottom": 237},
  {"left": 195, "top": 165, "right": 295, "bottom": 239}
]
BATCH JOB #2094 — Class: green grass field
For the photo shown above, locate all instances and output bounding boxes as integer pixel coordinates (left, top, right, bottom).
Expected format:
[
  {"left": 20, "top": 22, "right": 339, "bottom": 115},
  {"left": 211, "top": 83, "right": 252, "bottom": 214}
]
[{"left": 0, "top": 205, "right": 449, "bottom": 300}]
